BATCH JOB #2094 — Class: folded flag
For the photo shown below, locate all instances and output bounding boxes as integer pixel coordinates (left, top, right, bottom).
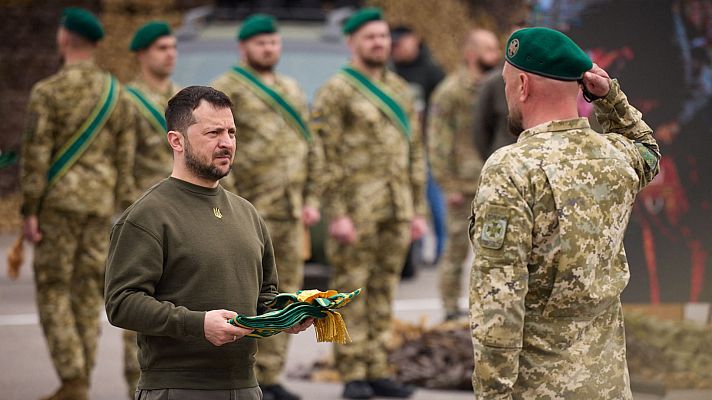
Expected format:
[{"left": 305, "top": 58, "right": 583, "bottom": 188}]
[{"left": 228, "top": 288, "right": 362, "bottom": 344}]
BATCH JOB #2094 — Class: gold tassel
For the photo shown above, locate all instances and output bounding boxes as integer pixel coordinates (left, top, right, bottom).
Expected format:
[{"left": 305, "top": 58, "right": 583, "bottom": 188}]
[
  {"left": 315, "top": 310, "right": 351, "bottom": 344},
  {"left": 6, "top": 234, "right": 24, "bottom": 280}
]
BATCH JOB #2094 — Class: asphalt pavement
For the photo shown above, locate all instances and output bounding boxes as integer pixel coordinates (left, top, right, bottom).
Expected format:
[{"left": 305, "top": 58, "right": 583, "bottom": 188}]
[{"left": 0, "top": 233, "right": 707, "bottom": 400}]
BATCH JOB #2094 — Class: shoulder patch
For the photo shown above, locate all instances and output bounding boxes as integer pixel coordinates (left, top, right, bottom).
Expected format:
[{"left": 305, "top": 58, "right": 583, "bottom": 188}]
[
  {"left": 479, "top": 204, "right": 509, "bottom": 250},
  {"left": 635, "top": 143, "right": 659, "bottom": 171}
]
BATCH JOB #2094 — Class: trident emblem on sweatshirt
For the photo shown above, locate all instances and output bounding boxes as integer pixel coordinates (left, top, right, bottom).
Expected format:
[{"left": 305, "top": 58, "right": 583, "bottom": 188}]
[{"left": 213, "top": 207, "right": 223, "bottom": 219}]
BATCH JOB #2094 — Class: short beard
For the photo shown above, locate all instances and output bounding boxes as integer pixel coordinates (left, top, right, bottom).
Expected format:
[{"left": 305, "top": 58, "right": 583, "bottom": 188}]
[
  {"left": 184, "top": 139, "right": 231, "bottom": 181},
  {"left": 507, "top": 108, "right": 524, "bottom": 137},
  {"left": 477, "top": 59, "right": 496, "bottom": 73},
  {"left": 246, "top": 57, "right": 275, "bottom": 73},
  {"left": 362, "top": 56, "right": 386, "bottom": 69}
]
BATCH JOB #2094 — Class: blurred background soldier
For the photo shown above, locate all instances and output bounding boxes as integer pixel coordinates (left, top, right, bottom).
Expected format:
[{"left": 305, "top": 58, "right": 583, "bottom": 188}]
[
  {"left": 19, "top": 8, "right": 135, "bottom": 400},
  {"left": 472, "top": 17, "right": 528, "bottom": 161},
  {"left": 211, "top": 14, "right": 324, "bottom": 400},
  {"left": 427, "top": 28, "right": 500, "bottom": 320},
  {"left": 390, "top": 25, "right": 445, "bottom": 119},
  {"left": 122, "top": 20, "right": 180, "bottom": 399},
  {"left": 311, "top": 8, "right": 427, "bottom": 399},
  {"left": 390, "top": 24, "right": 447, "bottom": 280}
]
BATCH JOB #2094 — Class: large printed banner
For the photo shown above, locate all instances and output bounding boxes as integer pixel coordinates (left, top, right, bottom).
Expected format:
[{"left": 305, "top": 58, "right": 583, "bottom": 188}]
[{"left": 532, "top": 0, "right": 712, "bottom": 303}]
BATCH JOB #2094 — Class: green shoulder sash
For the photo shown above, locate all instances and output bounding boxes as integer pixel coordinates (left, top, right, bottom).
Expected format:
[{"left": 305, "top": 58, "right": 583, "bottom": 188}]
[
  {"left": 229, "top": 65, "right": 312, "bottom": 142},
  {"left": 126, "top": 84, "right": 167, "bottom": 134},
  {"left": 338, "top": 66, "right": 411, "bottom": 140},
  {"left": 47, "top": 74, "right": 119, "bottom": 188}
]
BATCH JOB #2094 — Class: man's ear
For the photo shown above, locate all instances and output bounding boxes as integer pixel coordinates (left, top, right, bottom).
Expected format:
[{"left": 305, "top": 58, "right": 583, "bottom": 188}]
[
  {"left": 519, "top": 72, "right": 530, "bottom": 102},
  {"left": 167, "top": 130, "right": 184, "bottom": 152}
]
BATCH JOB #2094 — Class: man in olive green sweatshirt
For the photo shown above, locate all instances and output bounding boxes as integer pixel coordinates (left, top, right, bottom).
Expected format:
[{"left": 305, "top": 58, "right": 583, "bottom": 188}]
[{"left": 105, "top": 85, "right": 313, "bottom": 400}]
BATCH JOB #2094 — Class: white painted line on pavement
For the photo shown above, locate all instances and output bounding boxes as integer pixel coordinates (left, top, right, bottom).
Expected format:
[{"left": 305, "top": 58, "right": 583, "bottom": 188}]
[{"left": 0, "top": 312, "right": 109, "bottom": 327}]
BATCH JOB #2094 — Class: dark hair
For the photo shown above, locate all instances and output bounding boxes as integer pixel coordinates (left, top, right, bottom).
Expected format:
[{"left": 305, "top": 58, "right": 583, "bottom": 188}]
[{"left": 165, "top": 86, "right": 233, "bottom": 133}]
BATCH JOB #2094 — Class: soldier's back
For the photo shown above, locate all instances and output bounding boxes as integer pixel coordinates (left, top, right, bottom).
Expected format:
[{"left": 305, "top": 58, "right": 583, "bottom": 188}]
[
  {"left": 23, "top": 61, "right": 135, "bottom": 216},
  {"left": 481, "top": 119, "right": 637, "bottom": 398}
]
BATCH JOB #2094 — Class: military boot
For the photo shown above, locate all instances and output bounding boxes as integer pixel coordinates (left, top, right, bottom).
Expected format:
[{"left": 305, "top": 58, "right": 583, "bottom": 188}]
[{"left": 39, "top": 377, "right": 89, "bottom": 400}]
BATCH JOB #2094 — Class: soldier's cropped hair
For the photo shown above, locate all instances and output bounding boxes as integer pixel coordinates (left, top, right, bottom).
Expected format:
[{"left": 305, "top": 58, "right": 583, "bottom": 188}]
[{"left": 165, "top": 86, "right": 233, "bottom": 133}]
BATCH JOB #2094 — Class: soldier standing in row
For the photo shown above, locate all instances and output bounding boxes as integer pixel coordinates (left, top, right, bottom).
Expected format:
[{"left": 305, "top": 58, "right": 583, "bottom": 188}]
[
  {"left": 469, "top": 28, "right": 660, "bottom": 398},
  {"left": 311, "top": 8, "right": 427, "bottom": 400},
  {"left": 20, "top": 8, "right": 136, "bottom": 400},
  {"left": 122, "top": 20, "right": 180, "bottom": 399},
  {"left": 211, "top": 14, "right": 324, "bottom": 400},
  {"left": 427, "top": 28, "right": 500, "bottom": 320}
]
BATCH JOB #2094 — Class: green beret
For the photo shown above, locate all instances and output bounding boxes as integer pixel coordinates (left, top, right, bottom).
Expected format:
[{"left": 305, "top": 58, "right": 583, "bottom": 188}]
[
  {"left": 130, "top": 21, "right": 172, "bottom": 52},
  {"left": 237, "top": 14, "right": 277, "bottom": 41},
  {"left": 343, "top": 7, "right": 383, "bottom": 35},
  {"left": 505, "top": 27, "right": 592, "bottom": 81},
  {"left": 61, "top": 7, "right": 104, "bottom": 42}
]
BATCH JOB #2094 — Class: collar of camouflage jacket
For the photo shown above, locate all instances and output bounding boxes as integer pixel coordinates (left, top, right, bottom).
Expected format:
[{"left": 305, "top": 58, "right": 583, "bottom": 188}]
[{"left": 518, "top": 117, "right": 590, "bottom": 142}]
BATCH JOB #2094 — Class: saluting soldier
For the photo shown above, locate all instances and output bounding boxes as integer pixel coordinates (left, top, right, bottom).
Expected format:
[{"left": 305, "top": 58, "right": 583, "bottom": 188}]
[
  {"left": 211, "top": 14, "right": 324, "bottom": 400},
  {"left": 427, "top": 28, "right": 500, "bottom": 320},
  {"left": 122, "top": 20, "right": 180, "bottom": 399},
  {"left": 469, "top": 28, "right": 660, "bottom": 399},
  {"left": 20, "top": 8, "right": 136, "bottom": 400},
  {"left": 311, "top": 8, "right": 427, "bottom": 400}
]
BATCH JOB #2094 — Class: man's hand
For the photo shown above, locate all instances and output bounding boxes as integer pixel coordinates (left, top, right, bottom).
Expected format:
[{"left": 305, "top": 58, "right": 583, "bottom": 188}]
[
  {"left": 329, "top": 216, "right": 356, "bottom": 245},
  {"left": 204, "top": 309, "right": 253, "bottom": 346},
  {"left": 581, "top": 63, "right": 611, "bottom": 98},
  {"left": 447, "top": 192, "right": 465, "bottom": 207},
  {"left": 410, "top": 216, "right": 428, "bottom": 241},
  {"left": 302, "top": 206, "right": 321, "bottom": 227},
  {"left": 285, "top": 317, "right": 315, "bottom": 334},
  {"left": 23, "top": 216, "right": 42, "bottom": 244}
]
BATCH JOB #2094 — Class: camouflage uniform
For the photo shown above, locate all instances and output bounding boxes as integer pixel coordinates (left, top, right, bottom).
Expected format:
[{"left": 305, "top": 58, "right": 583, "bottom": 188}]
[
  {"left": 311, "top": 67, "right": 427, "bottom": 382},
  {"left": 20, "top": 61, "right": 135, "bottom": 384},
  {"left": 123, "top": 77, "right": 180, "bottom": 397},
  {"left": 127, "top": 77, "right": 180, "bottom": 196},
  {"left": 427, "top": 67, "right": 485, "bottom": 316},
  {"left": 468, "top": 80, "right": 660, "bottom": 399},
  {"left": 212, "top": 68, "right": 324, "bottom": 385}
]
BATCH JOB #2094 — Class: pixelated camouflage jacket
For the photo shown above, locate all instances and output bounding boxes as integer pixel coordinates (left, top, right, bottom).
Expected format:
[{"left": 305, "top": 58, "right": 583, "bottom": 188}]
[
  {"left": 428, "top": 67, "right": 485, "bottom": 194},
  {"left": 310, "top": 66, "right": 427, "bottom": 222},
  {"left": 21, "top": 61, "right": 136, "bottom": 217},
  {"left": 127, "top": 77, "right": 180, "bottom": 197},
  {"left": 212, "top": 68, "right": 324, "bottom": 220},
  {"left": 469, "top": 79, "right": 660, "bottom": 399}
]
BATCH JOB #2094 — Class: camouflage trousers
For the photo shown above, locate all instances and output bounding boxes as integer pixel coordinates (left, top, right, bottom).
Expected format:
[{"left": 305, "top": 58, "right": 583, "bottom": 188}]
[
  {"left": 124, "top": 330, "right": 139, "bottom": 399},
  {"left": 255, "top": 218, "right": 304, "bottom": 385},
  {"left": 326, "top": 218, "right": 411, "bottom": 382},
  {"left": 33, "top": 210, "right": 111, "bottom": 381},
  {"left": 439, "top": 199, "right": 473, "bottom": 315}
]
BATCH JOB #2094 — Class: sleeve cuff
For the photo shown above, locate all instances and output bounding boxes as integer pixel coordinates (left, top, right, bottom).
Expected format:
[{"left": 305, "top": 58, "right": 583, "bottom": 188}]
[
  {"left": 20, "top": 199, "right": 40, "bottom": 217},
  {"left": 304, "top": 196, "right": 320, "bottom": 210},
  {"left": 183, "top": 310, "right": 206, "bottom": 338},
  {"left": 594, "top": 79, "right": 621, "bottom": 111}
]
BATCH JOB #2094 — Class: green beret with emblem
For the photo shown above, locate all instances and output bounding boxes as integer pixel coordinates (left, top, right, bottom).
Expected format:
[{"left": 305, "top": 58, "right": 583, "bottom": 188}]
[
  {"left": 505, "top": 27, "right": 592, "bottom": 81},
  {"left": 238, "top": 14, "right": 278, "bottom": 41},
  {"left": 343, "top": 7, "right": 383, "bottom": 35},
  {"left": 61, "top": 7, "right": 104, "bottom": 42},
  {"left": 130, "top": 21, "right": 172, "bottom": 52}
]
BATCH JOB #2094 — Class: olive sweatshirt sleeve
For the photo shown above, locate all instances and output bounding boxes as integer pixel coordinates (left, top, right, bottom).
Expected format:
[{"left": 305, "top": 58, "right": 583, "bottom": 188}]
[{"left": 105, "top": 220, "right": 206, "bottom": 339}]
